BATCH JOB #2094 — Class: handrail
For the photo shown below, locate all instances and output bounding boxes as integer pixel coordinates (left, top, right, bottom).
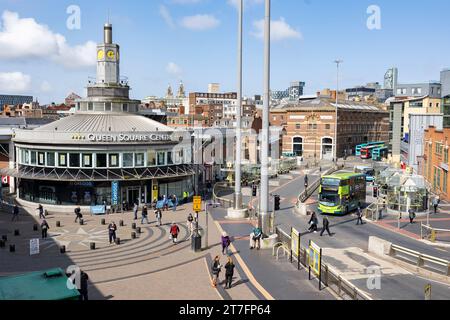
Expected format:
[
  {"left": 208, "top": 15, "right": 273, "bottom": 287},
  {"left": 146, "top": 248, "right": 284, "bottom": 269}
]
[{"left": 420, "top": 222, "right": 450, "bottom": 244}]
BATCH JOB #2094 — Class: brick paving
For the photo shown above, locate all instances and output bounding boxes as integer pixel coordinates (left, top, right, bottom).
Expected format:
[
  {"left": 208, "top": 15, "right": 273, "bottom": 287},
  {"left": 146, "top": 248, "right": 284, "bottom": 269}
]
[{"left": 0, "top": 204, "right": 259, "bottom": 300}]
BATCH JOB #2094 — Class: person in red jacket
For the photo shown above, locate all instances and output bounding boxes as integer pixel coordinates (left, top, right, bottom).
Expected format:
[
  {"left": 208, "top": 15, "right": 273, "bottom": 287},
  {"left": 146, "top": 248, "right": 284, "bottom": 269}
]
[{"left": 170, "top": 222, "right": 180, "bottom": 244}]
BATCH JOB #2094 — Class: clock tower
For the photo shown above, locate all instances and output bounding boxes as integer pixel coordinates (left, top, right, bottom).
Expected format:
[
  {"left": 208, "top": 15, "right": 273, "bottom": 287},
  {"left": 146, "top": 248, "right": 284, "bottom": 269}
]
[{"left": 96, "top": 23, "right": 120, "bottom": 84}]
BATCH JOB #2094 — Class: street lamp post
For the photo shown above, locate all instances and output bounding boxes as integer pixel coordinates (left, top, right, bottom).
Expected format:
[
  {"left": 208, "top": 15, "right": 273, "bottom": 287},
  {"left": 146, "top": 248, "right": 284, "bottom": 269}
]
[
  {"left": 259, "top": 0, "right": 271, "bottom": 235},
  {"left": 333, "top": 60, "right": 343, "bottom": 163},
  {"left": 234, "top": 0, "right": 243, "bottom": 210}
]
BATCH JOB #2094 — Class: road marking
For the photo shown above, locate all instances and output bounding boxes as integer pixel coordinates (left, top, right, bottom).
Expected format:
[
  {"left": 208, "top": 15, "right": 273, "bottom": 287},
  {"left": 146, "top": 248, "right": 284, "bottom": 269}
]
[{"left": 214, "top": 220, "right": 275, "bottom": 301}]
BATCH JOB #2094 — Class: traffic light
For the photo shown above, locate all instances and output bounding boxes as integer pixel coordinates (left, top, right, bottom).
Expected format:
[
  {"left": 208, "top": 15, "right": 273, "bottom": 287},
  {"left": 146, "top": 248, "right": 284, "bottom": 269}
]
[
  {"left": 373, "top": 186, "right": 379, "bottom": 198},
  {"left": 274, "top": 195, "right": 281, "bottom": 211},
  {"left": 252, "top": 184, "right": 257, "bottom": 197}
]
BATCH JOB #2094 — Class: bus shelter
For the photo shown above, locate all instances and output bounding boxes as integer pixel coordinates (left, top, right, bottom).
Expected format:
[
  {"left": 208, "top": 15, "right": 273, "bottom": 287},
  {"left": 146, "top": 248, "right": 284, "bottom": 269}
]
[{"left": 384, "top": 173, "right": 428, "bottom": 214}]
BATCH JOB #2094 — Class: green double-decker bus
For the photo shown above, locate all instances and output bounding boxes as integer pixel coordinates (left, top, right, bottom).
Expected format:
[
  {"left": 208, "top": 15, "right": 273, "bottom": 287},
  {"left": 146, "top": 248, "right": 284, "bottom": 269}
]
[{"left": 318, "top": 173, "right": 366, "bottom": 215}]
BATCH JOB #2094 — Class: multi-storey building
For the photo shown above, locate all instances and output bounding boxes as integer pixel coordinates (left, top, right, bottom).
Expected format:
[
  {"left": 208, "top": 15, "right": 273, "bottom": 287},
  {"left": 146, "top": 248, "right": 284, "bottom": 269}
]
[
  {"left": 0, "top": 95, "right": 33, "bottom": 110},
  {"left": 271, "top": 98, "right": 389, "bottom": 160}
]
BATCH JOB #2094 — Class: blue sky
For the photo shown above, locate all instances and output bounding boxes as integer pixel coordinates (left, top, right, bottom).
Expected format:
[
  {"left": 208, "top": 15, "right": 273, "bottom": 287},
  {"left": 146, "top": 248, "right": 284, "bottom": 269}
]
[{"left": 0, "top": 0, "right": 449, "bottom": 104}]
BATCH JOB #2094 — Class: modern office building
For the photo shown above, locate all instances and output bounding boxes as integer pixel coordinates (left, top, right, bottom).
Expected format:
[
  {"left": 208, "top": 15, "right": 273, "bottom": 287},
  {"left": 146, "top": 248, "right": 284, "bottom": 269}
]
[
  {"left": 395, "top": 82, "right": 442, "bottom": 98},
  {"left": 4, "top": 24, "right": 195, "bottom": 209},
  {"left": 0, "top": 95, "right": 34, "bottom": 110}
]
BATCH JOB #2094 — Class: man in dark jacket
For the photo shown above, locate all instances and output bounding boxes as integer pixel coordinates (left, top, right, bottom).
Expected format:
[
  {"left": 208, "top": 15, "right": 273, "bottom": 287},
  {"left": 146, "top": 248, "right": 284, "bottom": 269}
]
[
  {"left": 79, "top": 271, "right": 89, "bottom": 301},
  {"left": 356, "top": 206, "right": 364, "bottom": 225},
  {"left": 224, "top": 257, "right": 235, "bottom": 289},
  {"left": 41, "top": 220, "right": 50, "bottom": 239},
  {"left": 320, "top": 216, "right": 332, "bottom": 237},
  {"left": 37, "top": 204, "right": 45, "bottom": 219},
  {"left": 74, "top": 206, "right": 82, "bottom": 223},
  {"left": 108, "top": 222, "right": 117, "bottom": 244},
  {"left": 11, "top": 205, "right": 19, "bottom": 221}
]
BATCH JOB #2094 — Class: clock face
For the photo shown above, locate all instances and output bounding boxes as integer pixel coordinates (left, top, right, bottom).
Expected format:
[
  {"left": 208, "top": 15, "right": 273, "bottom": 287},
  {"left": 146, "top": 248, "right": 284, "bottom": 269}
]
[
  {"left": 97, "top": 50, "right": 104, "bottom": 60},
  {"left": 107, "top": 50, "right": 116, "bottom": 60}
]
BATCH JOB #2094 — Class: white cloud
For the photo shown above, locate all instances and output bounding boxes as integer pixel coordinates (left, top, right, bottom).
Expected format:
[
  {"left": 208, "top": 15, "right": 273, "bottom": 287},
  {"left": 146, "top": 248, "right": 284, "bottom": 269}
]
[
  {"left": 159, "top": 5, "right": 176, "bottom": 29},
  {"left": 166, "top": 62, "right": 182, "bottom": 76},
  {"left": 39, "top": 80, "right": 52, "bottom": 93},
  {"left": 0, "top": 72, "right": 31, "bottom": 93},
  {"left": 0, "top": 11, "right": 96, "bottom": 68},
  {"left": 251, "top": 17, "right": 302, "bottom": 41},
  {"left": 180, "top": 14, "right": 220, "bottom": 31}
]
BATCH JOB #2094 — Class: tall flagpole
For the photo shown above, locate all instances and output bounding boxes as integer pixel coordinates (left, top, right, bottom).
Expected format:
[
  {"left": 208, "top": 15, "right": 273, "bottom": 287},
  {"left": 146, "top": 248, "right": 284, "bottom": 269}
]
[
  {"left": 259, "top": 0, "right": 271, "bottom": 235},
  {"left": 234, "top": 0, "right": 243, "bottom": 210}
]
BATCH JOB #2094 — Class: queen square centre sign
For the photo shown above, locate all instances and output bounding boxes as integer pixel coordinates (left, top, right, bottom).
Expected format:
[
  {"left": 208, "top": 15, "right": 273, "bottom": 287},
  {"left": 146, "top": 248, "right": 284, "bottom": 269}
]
[{"left": 85, "top": 133, "right": 174, "bottom": 143}]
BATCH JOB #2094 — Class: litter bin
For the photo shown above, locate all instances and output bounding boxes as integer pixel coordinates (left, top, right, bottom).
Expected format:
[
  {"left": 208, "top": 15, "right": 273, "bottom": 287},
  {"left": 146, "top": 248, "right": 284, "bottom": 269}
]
[{"left": 191, "top": 234, "right": 202, "bottom": 252}]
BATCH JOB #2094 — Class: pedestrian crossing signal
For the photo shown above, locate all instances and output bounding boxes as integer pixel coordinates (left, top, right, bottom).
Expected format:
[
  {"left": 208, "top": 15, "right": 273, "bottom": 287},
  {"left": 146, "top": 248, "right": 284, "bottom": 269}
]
[{"left": 274, "top": 195, "right": 281, "bottom": 211}]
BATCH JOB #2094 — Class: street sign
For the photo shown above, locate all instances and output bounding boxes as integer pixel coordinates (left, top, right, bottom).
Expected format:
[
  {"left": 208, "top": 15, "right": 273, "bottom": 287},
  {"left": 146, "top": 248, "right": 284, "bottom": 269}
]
[
  {"left": 30, "top": 239, "right": 40, "bottom": 256},
  {"left": 111, "top": 181, "right": 119, "bottom": 206},
  {"left": 193, "top": 196, "right": 202, "bottom": 212},
  {"left": 308, "top": 240, "right": 323, "bottom": 290},
  {"left": 425, "top": 284, "right": 432, "bottom": 300}
]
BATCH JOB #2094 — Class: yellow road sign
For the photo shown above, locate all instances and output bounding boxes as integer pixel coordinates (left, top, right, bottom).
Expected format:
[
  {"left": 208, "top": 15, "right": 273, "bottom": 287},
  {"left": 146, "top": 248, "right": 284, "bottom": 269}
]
[
  {"left": 193, "top": 196, "right": 202, "bottom": 212},
  {"left": 309, "top": 241, "right": 321, "bottom": 276}
]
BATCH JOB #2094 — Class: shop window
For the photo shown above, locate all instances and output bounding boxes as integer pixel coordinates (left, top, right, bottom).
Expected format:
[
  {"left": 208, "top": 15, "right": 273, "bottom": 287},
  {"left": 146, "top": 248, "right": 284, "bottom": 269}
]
[
  {"left": 96, "top": 153, "right": 107, "bottom": 168},
  {"left": 21, "top": 149, "right": 29, "bottom": 165},
  {"left": 135, "top": 153, "right": 145, "bottom": 167},
  {"left": 123, "top": 153, "right": 134, "bottom": 167},
  {"left": 109, "top": 154, "right": 120, "bottom": 167},
  {"left": 82, "top": 154, "right": 93, "bottom": 168},
  {"left": 59, "top": 153, "right": 67, "bottom": 167},
  {"left": 147, "top": 150, "right": 156, "bottom": 166},
  {"left": 47, "top": 152, "right": 55, "bottom": 167},
  {"left": 105, "top": 102, "right": 112, "bottom": 112},
  {"left": 157, "top": 151, "right": 166, "bottom": 166},
  {"left": 122, "top": 103, "right": 128, "bottom": 112},
  {"left": 38, "top": 152, "right": 45, "bottom": 166},
  {"left": 69, "top": 153, "right": 80, "bottom": 168},
  {"left": 30, "top": 151, "right": 37, "bottom": 165},
  {"left": 167, "top": 151, "right": 173, "bottom": 165}
]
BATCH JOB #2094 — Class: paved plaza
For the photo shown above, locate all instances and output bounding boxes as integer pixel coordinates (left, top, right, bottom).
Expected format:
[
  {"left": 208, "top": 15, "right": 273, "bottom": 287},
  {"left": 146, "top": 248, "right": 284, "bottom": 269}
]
[{"left": 0, "top": 204, "right": 260, "bottom": 300}]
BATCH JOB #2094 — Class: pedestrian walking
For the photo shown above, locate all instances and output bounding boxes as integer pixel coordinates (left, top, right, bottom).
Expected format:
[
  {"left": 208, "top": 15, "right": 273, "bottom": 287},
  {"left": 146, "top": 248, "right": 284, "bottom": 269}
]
[
  {"left": 37, "top": 204, "right": 45, "bottom": 219},
  {"left": 187, "top": 213, "right": 194, "bottom": 234},
  {"left": 210, "top": 256, "right": 222, "bottom": 288},
  {"left": 356, "top": 206, "right": 365, "bottom": 225},
  {"left": 172, "top": 195, "right": 178, "bottom": 212},
  {"left": 11, "top": 205, "right": 19, "bottom": 221},
  {"left": 433, "top": 196, "right": 440, "bottom": 214},
  {"left": 224, "top": 257, "right": 235, "bottom": 289},
  {"left": 41, "top": 219, "right": 50, "bottom": 239},
  {"left": 409, "top": 208, "right": 416, "bottom": 224},
  {"left": 221, "top": 232, "right": 231, "bottom": 255},
  {"left": 304, "top": 175, "right": 309, "bottom": 189},
  {"left": 133, "top": 202, "right": 139, "bottom": 220},
  {"left": 170, "top": 222, "right": 180, "bottom": 244},
  {"left": 308, "top": 212, "right": 319, "bottom": 233},
  {"left": 320, "top": 216, "right": 332, "bottom": 237},
  {"left": 155, "top": 209, "right": 162, "bottom": 226},
  {"left": 74, "top": 206, "right": 82, "bottom": 223},
  {"left": 141, "top": 205, "right": 149, "bottom": 224},
  {"left": 79, "top": 271, "right": 89, "bottom": 301},
  {"left": 250, "top": 226, "right": 262, "bottom": 250},
  {"left": 163, "top": 195, "right": 169, "bottom": 211},
  {"left": 108, "top": 222, "right": 117, "bottom": 244}
]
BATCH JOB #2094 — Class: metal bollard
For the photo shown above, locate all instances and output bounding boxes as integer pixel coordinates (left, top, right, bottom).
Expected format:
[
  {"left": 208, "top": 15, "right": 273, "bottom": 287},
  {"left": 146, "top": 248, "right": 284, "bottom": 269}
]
[
  {"left": 79, "top": 219, "right": 84, "bottom": 226},
  {"left": 2, "top": 235, "right": 7, "bottom": 242},
  {"left": 131, "top": 232, "right": 136, "bottom": 239},
  {"left": 90, "top": 242, "right": 96, "bottom": 250},
  {"left": 0, "top": 239, "right": 5, "bottom": 248},
  {"left": 132, "top": 223, "right": 136, "bottom": 230},
  {"left": 119, "top": 220, "right": 124, "bottom": 227},
  {"left": 33, "top": 224, "right": 38, "bottom": 231},
  {"left": 101, "top": 219, "right": 106, "bottom": 225},
  {"left": 136, "top": 227, "right": 141, "bottom": 234},
  {"left": 60, "top": 245, "right": 66, "bottom": 254},
  {"left": 115, "top": 238, "right": 121, "bottom": 245},
  {"left": 9, "top": 244, "right": 15, "bottom": 252},
  {"left": 14, "top": 230, "right": 20, "bottom": 236},
  {"left": 56, "top": 221, "right": 61, "bottom": 227}
]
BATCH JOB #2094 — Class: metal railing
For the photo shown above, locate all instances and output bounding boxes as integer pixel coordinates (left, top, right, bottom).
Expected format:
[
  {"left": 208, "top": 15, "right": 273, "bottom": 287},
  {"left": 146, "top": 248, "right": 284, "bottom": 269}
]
[
  {"left": 420, "top": 223, "right": 450, "bottom": 244},
  {"left": 212, "top": 182, "right": 233, "bottom": 209},
  {"left": 274, "top": 226, "right": 372, "bottom": 300},
  {"left": 390, "top": 243, "right": 450, "bottom": 276}
]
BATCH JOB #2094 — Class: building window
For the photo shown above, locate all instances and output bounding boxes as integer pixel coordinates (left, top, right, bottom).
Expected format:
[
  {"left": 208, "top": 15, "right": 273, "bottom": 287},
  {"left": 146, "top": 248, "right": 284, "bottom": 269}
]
[
  {"left": 167, "top": 151, "right": 173, "bottom": 165},
  {"left": 122, "top": 153, "right": 134, "bottom": 167},
  {"left": 444, "top": 171, "right": 448, "bottom": 193},
  {"left": 30, "top": 151, "right": 37, "bottom": 165},
  {"left": 325, "top": 124, "right": 331, "bottom": 130},
  {"left": 82, "top": 154, "right": 93, "bottom": 168},
  {"left": 38, "top": 152, "right": 45, "bottom": 166},
  {"left": 292, "top": 137, "right": 303, "bottom": 157},
  {"left": 157, "top": 151, "right": 166, "bottom": 166},
  {"left": 109, "top": 154, "right": 120, "bottom": 167},
  {"left": 122, "top": 103, "right": 128, "bottom": 112},
  {"left": 105, "top": 102, "right": 112, "bottom": 111},
  {"left": 147, "top": 150, "right": 156, "bottom": 166},
  {"left": 46, "top": 152, "right": 55, "bottom": 167},
  {"left": 88, "top": 103, "right": 93, "bottom": 111},
  {"left": 135, "top": 153, "right": 145, "bottom": 167},
  {"left": 58, "top": 153, "right": 67, "bottom": 167},
  {"left": 69, "top": 153, "right": 80, "bottom": 168},
  {"left": 96, "top": 153, "right": 107, "bottom": 168},
  {"left": 295, "top": 123, "right": 301, "bottom": 130}
]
